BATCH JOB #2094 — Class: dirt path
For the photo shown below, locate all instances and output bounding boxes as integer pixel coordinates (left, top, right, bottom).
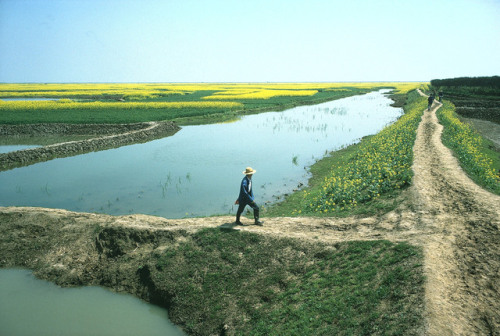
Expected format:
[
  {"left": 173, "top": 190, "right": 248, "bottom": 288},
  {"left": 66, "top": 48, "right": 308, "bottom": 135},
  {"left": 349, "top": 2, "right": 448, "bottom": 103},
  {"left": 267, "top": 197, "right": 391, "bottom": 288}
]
[
  {"left": 1, "top": 91, "right": 499, "bottom": 334},
  {"left": 410, "top": 92, "right": 500, "bottom": 335}
]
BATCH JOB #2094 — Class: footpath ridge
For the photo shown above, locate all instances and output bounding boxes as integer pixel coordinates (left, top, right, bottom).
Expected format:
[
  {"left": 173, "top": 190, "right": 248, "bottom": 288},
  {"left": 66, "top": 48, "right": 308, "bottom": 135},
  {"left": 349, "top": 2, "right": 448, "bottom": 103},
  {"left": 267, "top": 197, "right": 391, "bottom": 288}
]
[{"left": 0, "top": 121, "right": 179, "bottom": 171}]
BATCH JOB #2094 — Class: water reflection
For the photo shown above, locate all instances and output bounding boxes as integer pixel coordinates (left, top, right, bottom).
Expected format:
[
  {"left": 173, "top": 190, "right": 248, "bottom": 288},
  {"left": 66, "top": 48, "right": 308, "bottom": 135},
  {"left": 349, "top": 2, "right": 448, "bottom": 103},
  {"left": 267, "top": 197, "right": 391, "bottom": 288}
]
[{"left": 0, "top": 90, "right": 401, "bottom": 218}]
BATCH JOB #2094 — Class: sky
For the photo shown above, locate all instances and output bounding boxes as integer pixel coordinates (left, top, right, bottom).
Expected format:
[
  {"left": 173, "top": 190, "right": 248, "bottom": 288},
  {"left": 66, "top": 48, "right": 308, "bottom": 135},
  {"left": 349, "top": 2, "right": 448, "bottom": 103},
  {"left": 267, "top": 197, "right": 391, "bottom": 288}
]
[{"left": 0, "top": 0, "right": 499, "bottom": 83}]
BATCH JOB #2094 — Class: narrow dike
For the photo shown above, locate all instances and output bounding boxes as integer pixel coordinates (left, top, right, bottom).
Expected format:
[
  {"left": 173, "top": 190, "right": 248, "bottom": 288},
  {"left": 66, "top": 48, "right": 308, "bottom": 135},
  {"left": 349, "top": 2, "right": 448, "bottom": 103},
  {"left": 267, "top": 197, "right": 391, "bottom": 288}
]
[
  {"left": 412, "top": 94, "right": 500, "bottom": 335},
  {"left": 0, "top": 207, "right": 187, "bottom": 308},
  {"left": 0, "top": 121, "right": 180, "bottom": 171}
]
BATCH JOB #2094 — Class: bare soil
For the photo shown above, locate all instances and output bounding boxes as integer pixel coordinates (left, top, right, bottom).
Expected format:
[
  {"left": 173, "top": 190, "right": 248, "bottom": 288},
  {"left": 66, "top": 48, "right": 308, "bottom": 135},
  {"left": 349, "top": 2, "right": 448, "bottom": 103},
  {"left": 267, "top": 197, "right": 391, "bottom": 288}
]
[{"left": 1, "top": 92, "right": 499, "bottom": 335}]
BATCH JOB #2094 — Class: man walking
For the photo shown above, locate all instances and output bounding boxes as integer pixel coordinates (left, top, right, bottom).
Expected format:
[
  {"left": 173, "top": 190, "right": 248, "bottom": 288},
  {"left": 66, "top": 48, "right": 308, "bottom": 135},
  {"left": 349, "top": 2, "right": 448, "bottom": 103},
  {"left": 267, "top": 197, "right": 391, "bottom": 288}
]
[
  {"left": 235, "top": 167, "right": 263, "bottom": 226},
  {"left": 428, "top": 94, "right": 435, "bottom": 111}
]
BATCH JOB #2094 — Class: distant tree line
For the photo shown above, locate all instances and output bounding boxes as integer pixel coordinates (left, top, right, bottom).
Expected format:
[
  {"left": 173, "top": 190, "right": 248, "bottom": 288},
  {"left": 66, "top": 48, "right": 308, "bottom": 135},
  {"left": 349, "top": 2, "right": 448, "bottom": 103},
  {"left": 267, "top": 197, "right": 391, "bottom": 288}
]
[{"left": 431, "top": 76, "right": 500, "bottom": 87}]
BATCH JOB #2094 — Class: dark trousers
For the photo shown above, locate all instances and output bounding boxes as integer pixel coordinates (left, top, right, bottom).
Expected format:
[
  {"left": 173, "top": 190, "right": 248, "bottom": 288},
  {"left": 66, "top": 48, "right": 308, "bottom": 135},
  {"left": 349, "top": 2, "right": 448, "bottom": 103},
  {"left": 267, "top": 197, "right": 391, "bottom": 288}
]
[{"left": 236, "top": 201, "right": 260, "bottom": 221}]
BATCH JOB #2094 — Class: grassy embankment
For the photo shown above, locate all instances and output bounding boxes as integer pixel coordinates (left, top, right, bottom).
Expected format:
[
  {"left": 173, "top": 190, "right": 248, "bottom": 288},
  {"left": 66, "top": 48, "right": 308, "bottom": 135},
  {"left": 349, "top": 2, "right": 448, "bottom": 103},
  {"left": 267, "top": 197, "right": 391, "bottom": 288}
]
[
  {"left": 149, "top": 228, "right": 424, "bottom": 335},
  {"left": 435, "top": 100, "right": 500, "bottom": 195},
  {"left": 430, "top": 77, "right": 500, "bottom": 195},
  {"left": 0, "top": 212, "right": 425, "bottom": 336},
  {"left": 266, "top": 88, "right": 427, "bottom": 217}
]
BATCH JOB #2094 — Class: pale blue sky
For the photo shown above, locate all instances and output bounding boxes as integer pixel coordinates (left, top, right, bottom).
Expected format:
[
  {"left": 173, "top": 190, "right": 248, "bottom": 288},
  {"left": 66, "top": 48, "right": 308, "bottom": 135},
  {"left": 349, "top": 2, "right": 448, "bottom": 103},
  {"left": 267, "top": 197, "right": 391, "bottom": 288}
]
[{"left": 1, "top": 0, "right": 499, "bottom": 83}]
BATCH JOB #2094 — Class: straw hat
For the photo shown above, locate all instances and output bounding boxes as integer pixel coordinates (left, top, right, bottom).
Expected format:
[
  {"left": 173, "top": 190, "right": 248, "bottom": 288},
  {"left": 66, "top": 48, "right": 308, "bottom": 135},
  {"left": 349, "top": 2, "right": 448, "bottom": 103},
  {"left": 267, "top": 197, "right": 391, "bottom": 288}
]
[{"left": 243, "top": 167, "right": 256, "bottom": 175}]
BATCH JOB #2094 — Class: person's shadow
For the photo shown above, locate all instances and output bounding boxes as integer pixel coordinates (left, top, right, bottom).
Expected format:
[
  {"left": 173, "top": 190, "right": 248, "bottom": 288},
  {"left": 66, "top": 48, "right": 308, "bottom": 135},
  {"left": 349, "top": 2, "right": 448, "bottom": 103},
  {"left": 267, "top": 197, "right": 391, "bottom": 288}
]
[{"left": 219, "top": 221, "right": 240, "bottom": 231}]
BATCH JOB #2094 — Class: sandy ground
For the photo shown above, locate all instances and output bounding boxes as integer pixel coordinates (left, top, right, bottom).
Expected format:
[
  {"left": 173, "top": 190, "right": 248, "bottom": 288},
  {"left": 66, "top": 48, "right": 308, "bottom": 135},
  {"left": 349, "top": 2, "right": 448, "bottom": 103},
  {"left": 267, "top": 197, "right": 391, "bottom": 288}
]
[{"left": 1, "top": 91, "right": 499, "bottom": 335}]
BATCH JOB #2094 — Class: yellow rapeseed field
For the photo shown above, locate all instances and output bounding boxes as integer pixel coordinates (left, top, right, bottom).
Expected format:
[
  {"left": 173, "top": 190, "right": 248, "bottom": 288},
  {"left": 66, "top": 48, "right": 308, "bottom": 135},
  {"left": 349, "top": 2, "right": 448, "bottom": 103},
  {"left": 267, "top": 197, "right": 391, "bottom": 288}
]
[
  {"left": 0, "top": 82, "right": 424, "bottom": 100},
  {"left": 0, "top": 100, "right": 242, "bottom": 110},
  {"left": 0, "top": 82, "right": 425, "bottom": 125},
  {"left": 202, "top": 89, "right": 318, "bottom": 100}
]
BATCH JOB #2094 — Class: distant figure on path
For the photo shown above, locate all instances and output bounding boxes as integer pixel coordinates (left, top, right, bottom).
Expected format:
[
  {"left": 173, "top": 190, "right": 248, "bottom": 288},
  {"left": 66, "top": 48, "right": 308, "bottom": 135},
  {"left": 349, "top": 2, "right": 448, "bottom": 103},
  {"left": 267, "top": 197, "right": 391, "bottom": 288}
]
[
  {"left": 438, "top": 91, "right": 443, "bottom": 102},
  {"left": 235, "top": 167, "right": 263, "bottom": 226},
  {"left": 428, "top": 94, "right": 435, "bottom": 111}
]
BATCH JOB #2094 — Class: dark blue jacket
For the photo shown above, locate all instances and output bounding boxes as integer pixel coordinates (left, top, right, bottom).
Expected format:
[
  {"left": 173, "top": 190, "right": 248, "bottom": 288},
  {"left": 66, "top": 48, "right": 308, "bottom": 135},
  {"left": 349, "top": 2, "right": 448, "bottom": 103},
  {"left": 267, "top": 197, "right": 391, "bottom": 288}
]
[{"left": 238, "top": 176, "right": 254, "bottom": 204}]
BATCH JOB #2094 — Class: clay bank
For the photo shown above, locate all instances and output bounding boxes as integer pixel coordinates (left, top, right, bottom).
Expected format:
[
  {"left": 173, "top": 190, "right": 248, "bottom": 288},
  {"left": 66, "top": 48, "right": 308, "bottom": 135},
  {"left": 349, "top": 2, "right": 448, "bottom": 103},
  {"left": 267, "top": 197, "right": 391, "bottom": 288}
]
[{"left": 0, "top": 206, "right": 427, "bottom": 336}]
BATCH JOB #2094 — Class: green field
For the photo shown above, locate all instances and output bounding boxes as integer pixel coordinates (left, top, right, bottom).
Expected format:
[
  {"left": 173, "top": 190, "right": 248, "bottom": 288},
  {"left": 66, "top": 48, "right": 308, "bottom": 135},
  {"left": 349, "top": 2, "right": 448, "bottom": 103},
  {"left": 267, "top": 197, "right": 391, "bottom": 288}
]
[{"left": 431, "top": 76, "right": 500, "bottom": 124}]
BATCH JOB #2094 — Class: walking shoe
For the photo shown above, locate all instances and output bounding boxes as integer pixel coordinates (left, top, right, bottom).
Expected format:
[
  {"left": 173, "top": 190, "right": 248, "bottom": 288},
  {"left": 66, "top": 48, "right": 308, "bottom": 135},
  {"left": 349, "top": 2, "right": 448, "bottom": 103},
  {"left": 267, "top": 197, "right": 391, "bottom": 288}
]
[
  {"left": 235, "top": 220, "right": 243, "bottom": 225},
  {"left": 255, "top": 220, "right": 264, "bottom": 226}
]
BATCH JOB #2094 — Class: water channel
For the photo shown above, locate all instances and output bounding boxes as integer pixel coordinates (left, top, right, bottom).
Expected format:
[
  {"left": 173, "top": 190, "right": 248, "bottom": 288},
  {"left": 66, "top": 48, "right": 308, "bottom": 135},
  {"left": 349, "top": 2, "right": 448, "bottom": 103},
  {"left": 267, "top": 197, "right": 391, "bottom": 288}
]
[
  {"left": 0, "top": 90, "right": 402, "bottom": 218},
  {"left": 0, "top": 269, "right": 185, "bottom": 336}
]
